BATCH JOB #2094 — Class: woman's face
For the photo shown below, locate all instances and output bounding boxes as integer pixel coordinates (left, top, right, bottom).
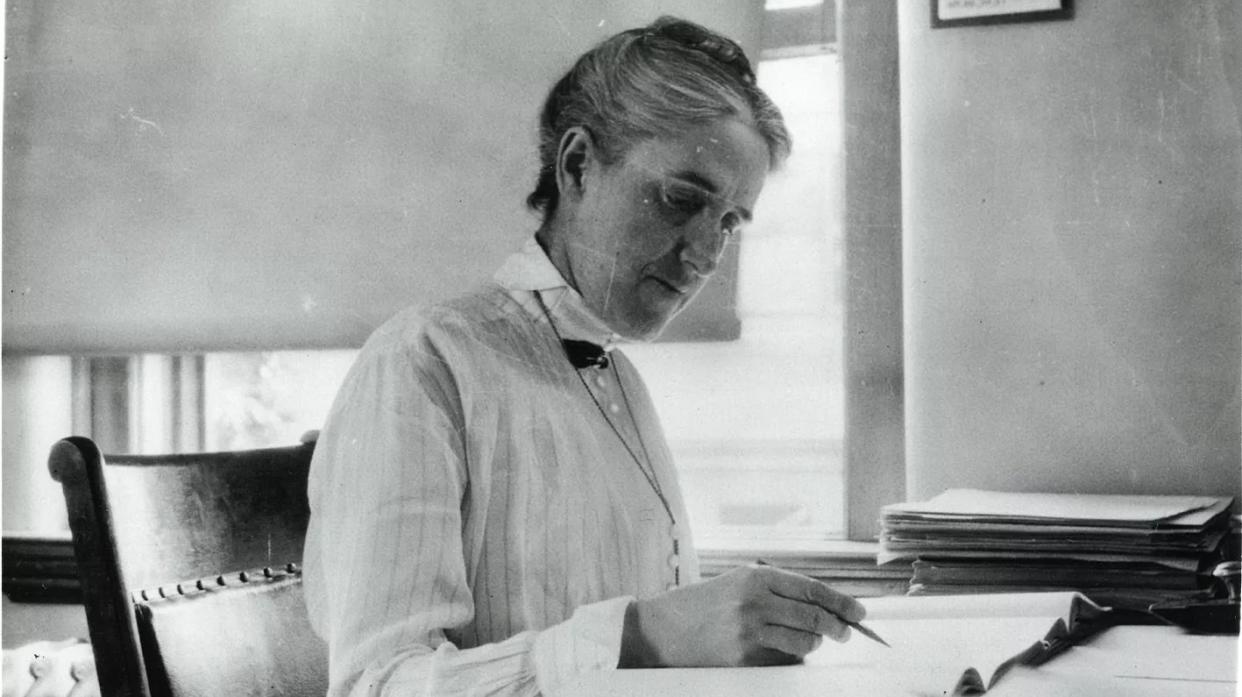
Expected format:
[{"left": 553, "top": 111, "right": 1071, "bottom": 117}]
[{"left": 564, "top": 117, "right": 770, "bottom": 340}]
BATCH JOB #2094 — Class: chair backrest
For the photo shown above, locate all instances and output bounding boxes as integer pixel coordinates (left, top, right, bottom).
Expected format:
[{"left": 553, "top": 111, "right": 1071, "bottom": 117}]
[
  {"left": 48, "top": 436, "right": 320, "bottom": 697},
  {"left": 134, "top": 567, "right": 327, "bottom": 697}
]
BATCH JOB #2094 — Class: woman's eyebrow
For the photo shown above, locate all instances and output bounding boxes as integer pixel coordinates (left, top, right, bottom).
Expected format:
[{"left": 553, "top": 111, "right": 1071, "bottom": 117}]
[{"left": 667, "top": 171, "right": 753, "bottom": 222}]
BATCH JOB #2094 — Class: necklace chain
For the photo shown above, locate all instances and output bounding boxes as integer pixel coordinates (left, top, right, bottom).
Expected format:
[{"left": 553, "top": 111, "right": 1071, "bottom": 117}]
[{"left": 534, "top": 293, "right": 678, "bottom": 531}]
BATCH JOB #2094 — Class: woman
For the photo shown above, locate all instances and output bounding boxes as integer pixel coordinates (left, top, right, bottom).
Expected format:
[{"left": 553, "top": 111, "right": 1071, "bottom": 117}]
[{"left": 304, "top": 16, "right": 864, "bottom": 697}]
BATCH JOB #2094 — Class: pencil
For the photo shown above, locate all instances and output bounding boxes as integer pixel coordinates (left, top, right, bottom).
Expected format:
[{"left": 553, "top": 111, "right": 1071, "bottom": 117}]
[{"left": 844, "top": 618, "right": 890, "bottom": 648}]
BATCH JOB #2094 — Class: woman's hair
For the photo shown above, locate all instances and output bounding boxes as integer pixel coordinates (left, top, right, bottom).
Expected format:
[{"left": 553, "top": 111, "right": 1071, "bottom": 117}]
[{"left": 526, "top": 16, "right": 790, "bottom": 222}]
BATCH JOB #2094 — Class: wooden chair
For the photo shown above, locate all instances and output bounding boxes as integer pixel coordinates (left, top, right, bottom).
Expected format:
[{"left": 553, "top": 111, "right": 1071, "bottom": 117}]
[{"left": 48, "top": 435, "right": 326, "bottom": 697}]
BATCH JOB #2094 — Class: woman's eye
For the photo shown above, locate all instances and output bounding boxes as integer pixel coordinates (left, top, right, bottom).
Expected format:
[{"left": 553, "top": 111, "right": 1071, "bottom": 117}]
[
  {"left": 660, "top": 185, "right": 706, "bottom": 216},
  {"left": 721, "top": 212, "right": 744, "bottom": 238}
]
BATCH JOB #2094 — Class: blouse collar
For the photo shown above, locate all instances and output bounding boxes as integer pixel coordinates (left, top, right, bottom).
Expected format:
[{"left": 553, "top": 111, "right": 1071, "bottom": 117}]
[{"left": 493, "top": 236, "right": 624, "bottom": 350}]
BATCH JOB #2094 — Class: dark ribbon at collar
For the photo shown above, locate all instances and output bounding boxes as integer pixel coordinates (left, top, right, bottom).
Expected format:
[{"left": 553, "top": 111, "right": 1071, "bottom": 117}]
[{"left": 562, "top": 339, "right": 610, "bottom": 370}]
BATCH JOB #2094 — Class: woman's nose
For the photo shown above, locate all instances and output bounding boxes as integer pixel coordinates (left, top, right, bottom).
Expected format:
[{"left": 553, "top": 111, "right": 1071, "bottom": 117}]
[{"left": 678, "top": 221, "right": 726, "bottom": 277}]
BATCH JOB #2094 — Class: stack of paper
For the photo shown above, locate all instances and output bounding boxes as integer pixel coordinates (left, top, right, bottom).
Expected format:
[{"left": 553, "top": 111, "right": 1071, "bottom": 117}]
[{"left": 879, "top": 490, "right": 1234, "bottom": 608}]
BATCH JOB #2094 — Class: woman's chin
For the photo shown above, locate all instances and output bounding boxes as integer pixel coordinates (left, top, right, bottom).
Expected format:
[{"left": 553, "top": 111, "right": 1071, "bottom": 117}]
[{"left": 611, "top": 307, "right": 682, "bottom": 342}]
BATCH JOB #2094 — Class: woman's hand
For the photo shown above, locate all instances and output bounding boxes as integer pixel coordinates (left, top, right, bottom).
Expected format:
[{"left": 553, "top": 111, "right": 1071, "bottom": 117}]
[{"left": 619, "top": 564, "right": 866, "bottom": 668}]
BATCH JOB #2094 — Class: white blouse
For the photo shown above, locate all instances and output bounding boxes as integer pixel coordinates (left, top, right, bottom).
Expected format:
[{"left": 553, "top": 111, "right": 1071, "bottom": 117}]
[{"left": 303, "top": 238, "right": 699, "bottom": 696}]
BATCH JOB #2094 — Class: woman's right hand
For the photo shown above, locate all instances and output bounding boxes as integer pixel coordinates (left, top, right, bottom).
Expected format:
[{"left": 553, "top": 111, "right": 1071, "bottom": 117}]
[{"left": 619, "top": 564, "right": 866, "bottom": 668}]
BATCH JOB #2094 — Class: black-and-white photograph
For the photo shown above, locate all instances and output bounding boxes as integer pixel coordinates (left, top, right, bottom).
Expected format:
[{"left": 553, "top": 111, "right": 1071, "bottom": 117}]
[{"left": 2, "top": 1, "right": 1239, "bottom": 695}]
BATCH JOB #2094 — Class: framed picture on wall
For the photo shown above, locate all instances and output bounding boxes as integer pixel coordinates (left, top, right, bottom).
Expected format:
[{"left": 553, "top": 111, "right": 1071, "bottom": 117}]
[{"left": 931, "top": 0, "right": 1073, "bottom": 28}]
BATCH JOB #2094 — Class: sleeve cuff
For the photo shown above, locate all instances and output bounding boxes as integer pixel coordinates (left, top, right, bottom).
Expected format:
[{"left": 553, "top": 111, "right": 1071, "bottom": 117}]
[{"left": 531, "top": 595, "right": 633, "bottom": 695}]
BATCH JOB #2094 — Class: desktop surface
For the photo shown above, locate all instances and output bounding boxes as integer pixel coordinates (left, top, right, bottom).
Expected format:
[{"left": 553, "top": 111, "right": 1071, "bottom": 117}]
[{"left": 553, "top": 620, "right": 1238, "bottom": 696}]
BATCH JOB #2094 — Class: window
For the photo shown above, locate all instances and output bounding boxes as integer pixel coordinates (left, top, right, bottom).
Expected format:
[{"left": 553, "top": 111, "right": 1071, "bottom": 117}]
[
  {"left": 625, "top": 50, "right": 845, "bottom": 543},
  {"left": 2, "top": 356, "right": 76, "bottom": 533},
  {"left": 202, "top": 351, "right": 355, "bottom": 451},
  {"left": 4, "top": 2, "right": 904, "bottom": 551},
  {"left": 173, "top": 50, "right": 849, "bottom": 546}
]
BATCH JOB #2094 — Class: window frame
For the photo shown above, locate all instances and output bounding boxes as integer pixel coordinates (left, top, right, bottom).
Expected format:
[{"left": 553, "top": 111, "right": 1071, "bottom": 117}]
[
  {"left": 699, "top": 0, "right": 904, "bottom": 576},
  {"left": 755, "top": 0, "right": 904, "bottom": 545},
  {"left": 838, "top": 0, "right": 904, "bottom": 542}
]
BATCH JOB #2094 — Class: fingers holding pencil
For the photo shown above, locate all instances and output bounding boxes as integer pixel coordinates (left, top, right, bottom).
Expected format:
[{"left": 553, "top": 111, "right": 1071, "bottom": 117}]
[
  {"left": 755, "top": 559, "right": 889, "bottom": 647},
  {"left": 622, "top": 562, "right": 880, "bottom": 667}
]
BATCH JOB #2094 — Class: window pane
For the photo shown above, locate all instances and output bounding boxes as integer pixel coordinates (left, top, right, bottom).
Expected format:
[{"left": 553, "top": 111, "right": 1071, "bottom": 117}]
[
  {"left": 766, "top": 0, "right": 823, "bottom": 9},
  {"left": 625, "top": 52, "right": 845, "bottom": 541},
  {"left": 203, "top": 350, "right": 356, "bottom": 451},
  {"left": 192, "top": 54, "right": 845, "bottom": 543},
  {"left": 2, "top": 356, "right": 75, "bottom": 533}
]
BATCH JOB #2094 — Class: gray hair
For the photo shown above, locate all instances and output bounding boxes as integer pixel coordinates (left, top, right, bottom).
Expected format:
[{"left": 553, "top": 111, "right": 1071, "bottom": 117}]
[{"left": 526, "top": 16, "right": 791, "bottom": 222}]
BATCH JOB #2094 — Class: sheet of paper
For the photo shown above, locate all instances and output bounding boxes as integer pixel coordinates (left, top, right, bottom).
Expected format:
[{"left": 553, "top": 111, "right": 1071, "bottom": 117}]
[
  {"left": 1071, "top": 626, "right": 1238, "bottom": 684},
  {"left": 550, "top": 665, "right": 925, "bottom": 697},
  {"left": 553, "top": 627, "right": 1238, "bottom": 697},
  {"left": 884, "top": 490, "right": 1221, "bottom": 524},
  {"left": 877, "top": 548, "right": 1203, "bottom": 570},
  {"left": 990, "top": 626, "right": 1240, "bottom": 697},
  {"left": 860, "top": 590, "right": 1082, "bottom": 621},
  {"left": 806, "top": 614, "right": 1058, "bottom": 691},
  {"left": 991, "top": 667, "right": 1239, "bottom": 697}
]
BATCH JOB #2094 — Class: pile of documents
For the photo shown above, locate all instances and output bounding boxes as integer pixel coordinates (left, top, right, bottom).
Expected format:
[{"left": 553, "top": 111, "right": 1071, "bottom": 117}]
[{"left": 878, "top": 490, "right": 1235, "bottom": 608}]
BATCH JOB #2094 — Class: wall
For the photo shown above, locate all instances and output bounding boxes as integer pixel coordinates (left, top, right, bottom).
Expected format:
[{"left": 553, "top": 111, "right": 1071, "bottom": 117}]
[
  {"left": 900, "top": 0, "right": 1241, "bottom": 499},
  {"left": 2, "top": 0, "right": 762, "bottom": 354}
]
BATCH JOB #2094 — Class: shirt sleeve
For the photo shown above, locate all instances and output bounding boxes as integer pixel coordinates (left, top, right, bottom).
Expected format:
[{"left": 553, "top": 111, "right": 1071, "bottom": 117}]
[{"left": 302, "top": 323, "right": 630, "bottom": 697}]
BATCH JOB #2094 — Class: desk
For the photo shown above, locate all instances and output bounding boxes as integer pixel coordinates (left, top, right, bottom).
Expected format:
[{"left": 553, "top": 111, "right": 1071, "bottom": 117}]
[{"left": 554, "top": 625, "right": 1238, "bottom": 697}]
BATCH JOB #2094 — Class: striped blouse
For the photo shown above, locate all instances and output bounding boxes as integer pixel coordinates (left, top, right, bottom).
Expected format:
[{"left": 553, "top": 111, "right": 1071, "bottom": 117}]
[{"left": 303, "top": 237, "right": 699, "bottom": 696}]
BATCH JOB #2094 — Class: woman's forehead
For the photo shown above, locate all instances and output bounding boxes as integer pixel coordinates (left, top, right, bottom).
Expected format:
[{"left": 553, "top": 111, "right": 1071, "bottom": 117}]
[{"left": 622, "top": 119, "right": 770, "bottom": 195}]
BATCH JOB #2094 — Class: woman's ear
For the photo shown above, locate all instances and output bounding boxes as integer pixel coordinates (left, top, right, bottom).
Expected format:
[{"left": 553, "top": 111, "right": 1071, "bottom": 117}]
[{"left": 554, "top": 126, "right": 595, "bottom": 206}]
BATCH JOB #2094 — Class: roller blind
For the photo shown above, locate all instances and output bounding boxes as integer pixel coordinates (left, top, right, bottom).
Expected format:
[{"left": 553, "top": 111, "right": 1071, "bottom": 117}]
[{"left": 2, "top": 0, "right": 766, "bottom": 354}]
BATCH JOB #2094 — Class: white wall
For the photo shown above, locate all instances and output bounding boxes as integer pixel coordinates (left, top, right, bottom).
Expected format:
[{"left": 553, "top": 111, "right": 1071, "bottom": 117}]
[{"left": 900, "top": 0, "right": 1241, "bottom": 499}]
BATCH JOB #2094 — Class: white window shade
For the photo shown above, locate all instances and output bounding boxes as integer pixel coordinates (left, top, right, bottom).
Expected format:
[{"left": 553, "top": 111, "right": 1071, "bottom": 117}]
[{"left": 2, "top": 0, "right": 766, "bottom": 355}]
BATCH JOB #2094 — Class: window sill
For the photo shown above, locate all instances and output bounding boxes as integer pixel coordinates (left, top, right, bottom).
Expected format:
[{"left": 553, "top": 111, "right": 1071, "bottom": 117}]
[
  {"left": 697, "top": 538, "right": 911, "bottom": 597},
  {"left": 1, "top": 534, "right": 914, "bottom": 604},
  {"left": 2, "top": 532, "right": 81, "bottom": 604}
]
